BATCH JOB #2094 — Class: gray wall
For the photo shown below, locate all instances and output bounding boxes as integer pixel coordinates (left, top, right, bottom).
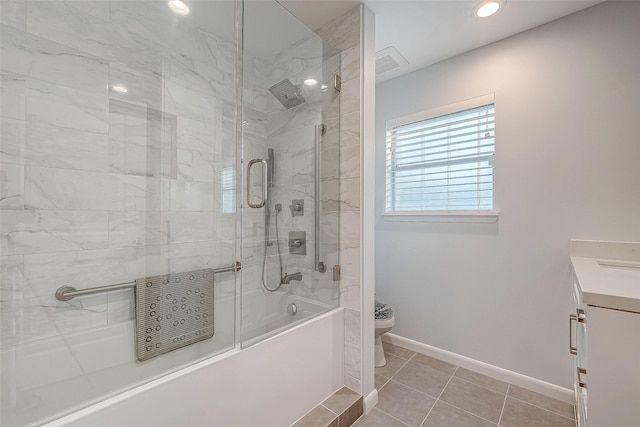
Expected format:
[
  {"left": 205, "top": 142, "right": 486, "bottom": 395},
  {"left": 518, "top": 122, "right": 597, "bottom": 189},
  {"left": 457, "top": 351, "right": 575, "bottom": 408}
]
[{"left": 375, "top": 1, "right": 640, "bottom": 388}]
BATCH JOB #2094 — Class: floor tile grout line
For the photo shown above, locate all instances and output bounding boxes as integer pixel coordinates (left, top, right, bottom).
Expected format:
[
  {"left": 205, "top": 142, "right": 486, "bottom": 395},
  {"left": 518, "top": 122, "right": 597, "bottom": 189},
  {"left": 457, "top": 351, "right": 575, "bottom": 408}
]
[
  {"left": 391, "top": 355, "right": 458, "bottom": 380},
  {"left": 497, "top": 384, "right": 510, "bottom": 426},
  {"left": 427, "top": 366, "right": 503, "bottom": 426},
  {"left": 388, "top": 346, "right": 573, "bottom": 425},
  {"left": 373, "top": 407, "right": 413, "bottom": 427},
  {"left": 384, "top": 348, "right": 417, "bottom": 362},
  {"left": 320, "top": 403, "right": 339, "bottom": 417},
  {"left": 434, "top": 397, "right": 501, "bottom": 426},
  {"left": 384, "top": 356, "right": 410, "bottom": 383},
  {"left": 451, "top": 373, "right": 509, "bottom": 396},
  {"left": 418, "top": 366, "right": 458, "bottom": 427},
  {"left": 506, "top": 395, "right": 576, "bottom": 421},
  {"left": 377, "top": 375, "right": 391, "bottom": 390},
  {"left": 408, "top": 355, "right": 457, "bottom": 376},
  {"left": 384, "top": 377, "right": 444, "bottom": 401},
  {"left": 381, "top": 358, "right": 505, "bottom": 426}
]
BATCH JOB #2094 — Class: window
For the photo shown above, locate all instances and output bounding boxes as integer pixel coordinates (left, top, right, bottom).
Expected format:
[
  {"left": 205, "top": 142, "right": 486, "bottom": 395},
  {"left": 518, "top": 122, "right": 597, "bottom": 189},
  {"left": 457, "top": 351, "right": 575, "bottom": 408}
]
[
  {"left": 386, "top": 95, "right": 495, "bottom": 215},
  {"left": 221, "top": 166, "right": 235, "bottom": 213}
]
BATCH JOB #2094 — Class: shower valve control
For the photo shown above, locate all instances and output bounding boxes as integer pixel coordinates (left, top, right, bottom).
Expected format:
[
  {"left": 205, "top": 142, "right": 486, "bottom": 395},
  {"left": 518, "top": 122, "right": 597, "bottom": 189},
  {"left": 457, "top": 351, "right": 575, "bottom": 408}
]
[
  {"left": 288, "top": 231, "right": 307, "bottom": 255},
  {"left": 289, "top": 199, "right": 304, "bottom": 216}
]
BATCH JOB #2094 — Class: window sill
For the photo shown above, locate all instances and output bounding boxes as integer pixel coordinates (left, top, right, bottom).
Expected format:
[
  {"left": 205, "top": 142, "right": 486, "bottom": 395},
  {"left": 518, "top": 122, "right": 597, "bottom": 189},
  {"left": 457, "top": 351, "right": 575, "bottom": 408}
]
[{"left": 382, "top": 211, "right": 499, "bottom": 223}]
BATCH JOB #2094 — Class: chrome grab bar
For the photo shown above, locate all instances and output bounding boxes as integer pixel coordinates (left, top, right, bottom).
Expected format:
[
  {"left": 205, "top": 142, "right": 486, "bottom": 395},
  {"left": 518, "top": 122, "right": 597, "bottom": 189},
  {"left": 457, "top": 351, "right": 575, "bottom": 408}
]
[
  {"left": 315, "top": 124, "right": 326, "bottom": 273},
  {"left": 55, "top": 262, "right": 241, "bottom": 301},
  {"left": 247, "top": 158, "right": 268, "bottom": 208}
]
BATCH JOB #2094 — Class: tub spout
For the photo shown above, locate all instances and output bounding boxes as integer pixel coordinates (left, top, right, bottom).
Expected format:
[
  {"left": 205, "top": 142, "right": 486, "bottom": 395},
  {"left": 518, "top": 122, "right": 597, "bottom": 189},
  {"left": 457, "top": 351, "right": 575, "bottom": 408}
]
[{"left": 282, "top": 272, "right": 302, "bottom": 284}]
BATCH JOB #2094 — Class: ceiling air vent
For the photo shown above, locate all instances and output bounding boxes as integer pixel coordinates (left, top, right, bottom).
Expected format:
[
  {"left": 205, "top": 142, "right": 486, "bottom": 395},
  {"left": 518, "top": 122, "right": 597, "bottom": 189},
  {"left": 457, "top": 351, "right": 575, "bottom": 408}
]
[{"left": 376, "top": 46, "right": 409, "bottom": 75}]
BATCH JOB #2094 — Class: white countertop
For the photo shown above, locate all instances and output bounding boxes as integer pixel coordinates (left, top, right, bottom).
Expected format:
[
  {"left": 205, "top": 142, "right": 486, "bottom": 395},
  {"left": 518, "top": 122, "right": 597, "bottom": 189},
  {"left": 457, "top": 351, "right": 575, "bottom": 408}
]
[{"left": 570, "top": 240, "right": 640, "bottom": 313}]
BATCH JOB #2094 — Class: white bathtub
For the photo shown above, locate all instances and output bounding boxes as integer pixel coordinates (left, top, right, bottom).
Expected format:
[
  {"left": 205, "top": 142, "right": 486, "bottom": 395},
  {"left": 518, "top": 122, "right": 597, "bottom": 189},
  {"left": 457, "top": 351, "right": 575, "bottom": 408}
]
[
  {"left": 241, "top": 289, "right": 334, "bottom": 346},
  {"left": 1, "top": 289, "right": 341, "bottom": 427},
  {"left": 47, "top": 306, "right": 344, "bottom": 427}
]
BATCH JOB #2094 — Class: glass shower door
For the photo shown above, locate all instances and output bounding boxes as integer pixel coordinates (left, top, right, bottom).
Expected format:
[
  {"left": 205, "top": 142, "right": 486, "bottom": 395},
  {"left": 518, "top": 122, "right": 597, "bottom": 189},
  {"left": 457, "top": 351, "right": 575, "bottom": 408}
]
[
  {"left": 0, "top": 1, "right": 238, "bottom": 425},
  {"left": 239, "top": 1, "right": 341, "bottom": 346}
]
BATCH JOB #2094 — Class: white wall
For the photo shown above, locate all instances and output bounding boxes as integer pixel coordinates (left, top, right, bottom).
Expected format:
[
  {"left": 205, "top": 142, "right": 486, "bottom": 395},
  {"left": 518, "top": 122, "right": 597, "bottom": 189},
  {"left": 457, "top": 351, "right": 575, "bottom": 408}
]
[{"left": 375, "top": 1, "right": 640, "bottom": 389}]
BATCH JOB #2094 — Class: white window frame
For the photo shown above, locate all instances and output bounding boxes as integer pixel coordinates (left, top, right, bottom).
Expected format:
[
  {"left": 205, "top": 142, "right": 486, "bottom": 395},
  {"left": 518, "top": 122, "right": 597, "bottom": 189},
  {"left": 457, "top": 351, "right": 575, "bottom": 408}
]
[{"left": 383, "top": 94, "right": 499, "bottom": 223}]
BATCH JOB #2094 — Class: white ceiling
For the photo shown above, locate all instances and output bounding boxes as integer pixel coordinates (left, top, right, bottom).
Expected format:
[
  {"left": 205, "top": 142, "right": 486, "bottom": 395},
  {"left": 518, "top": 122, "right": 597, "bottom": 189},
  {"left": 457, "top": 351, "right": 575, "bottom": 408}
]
[{"left": 278, "top": 0, "right": 603, "bottom": 83}]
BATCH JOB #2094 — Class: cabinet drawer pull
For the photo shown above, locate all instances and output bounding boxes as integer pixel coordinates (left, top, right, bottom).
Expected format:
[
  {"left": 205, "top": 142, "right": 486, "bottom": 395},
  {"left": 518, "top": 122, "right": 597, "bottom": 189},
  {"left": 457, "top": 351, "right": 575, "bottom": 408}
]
[
  {"left": 577, "top": 367, "right": 587, "bottom": 389},
  {"left": 569, "top": 314, "right": 578, "bottom": 355}
]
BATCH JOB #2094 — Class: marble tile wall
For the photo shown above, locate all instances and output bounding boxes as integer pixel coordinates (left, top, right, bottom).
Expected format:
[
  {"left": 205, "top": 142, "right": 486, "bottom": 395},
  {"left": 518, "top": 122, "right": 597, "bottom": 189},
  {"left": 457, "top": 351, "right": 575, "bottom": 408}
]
[
  {"left": 0, "top": 0, "right": 246, "bottom": 424},
  {"left": 0, "top": 0, "right": 239, "bottom": 371},
  {"left": 265, "top": 33, "right": 341, "bottom": 307},
  {"left": 1, "top": 0, "right": 361, "bottom": 423},
  {"left": 318, "top": 5, "right": 363, "bottom": 394},
  {"left": 239, "top": 23, "right": 342, "bottom": 317}
]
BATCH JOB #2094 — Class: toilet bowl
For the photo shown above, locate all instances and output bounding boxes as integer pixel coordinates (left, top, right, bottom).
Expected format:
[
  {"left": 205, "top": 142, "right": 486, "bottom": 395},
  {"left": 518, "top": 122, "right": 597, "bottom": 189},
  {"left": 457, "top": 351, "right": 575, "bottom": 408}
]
[{"left": 374, "top": 304, "right": 395, "bottom": 367}]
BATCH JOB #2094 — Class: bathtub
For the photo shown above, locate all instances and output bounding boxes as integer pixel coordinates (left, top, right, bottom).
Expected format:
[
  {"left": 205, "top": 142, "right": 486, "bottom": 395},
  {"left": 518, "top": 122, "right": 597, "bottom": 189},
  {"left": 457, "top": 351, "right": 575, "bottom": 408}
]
[
  {"left": 241, "top": 290, "right": 334, "bottom": 346},
  {"left": 21, "top": 291, "right": 343, "bottom": 427}
]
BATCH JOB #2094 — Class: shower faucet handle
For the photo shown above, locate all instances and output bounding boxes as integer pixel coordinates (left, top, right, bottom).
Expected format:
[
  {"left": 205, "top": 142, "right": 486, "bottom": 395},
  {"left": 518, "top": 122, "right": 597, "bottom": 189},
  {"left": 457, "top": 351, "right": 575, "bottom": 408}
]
[
  {"left": 289, "top": 199, "right": 304, "bottom": 216},
  {"left": 288, "top": 231, "right": 306, "bottom": 255}
]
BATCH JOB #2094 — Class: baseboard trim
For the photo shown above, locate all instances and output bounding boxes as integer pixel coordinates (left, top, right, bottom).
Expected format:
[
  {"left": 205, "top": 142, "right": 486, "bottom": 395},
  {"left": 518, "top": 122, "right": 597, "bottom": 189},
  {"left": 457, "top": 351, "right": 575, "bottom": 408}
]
[
  {"left": 363, "top": 389, "right": 378, "bottom": 414},
  {"left": 383, "top": 334, "right": 575, "bottom": 404}
]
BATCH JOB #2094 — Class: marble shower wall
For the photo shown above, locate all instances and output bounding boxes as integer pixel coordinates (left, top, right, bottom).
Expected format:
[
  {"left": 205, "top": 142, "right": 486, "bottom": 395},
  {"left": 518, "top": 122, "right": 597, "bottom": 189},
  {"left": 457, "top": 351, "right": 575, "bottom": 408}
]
[
  {"left": 0, "top": 1, "right": 250, "bottom": 424},
  {"left": 0, "top": 1, "right": 240, "bottom": 356},
  {"left": 237, "top": 2, "right": 343, "bottom": 322},
  {"left": 261, "top": 33, "right": 342, "bottom": 307},
  {"left": 318, "top": 6, "right": 363, "bottom": 393}
]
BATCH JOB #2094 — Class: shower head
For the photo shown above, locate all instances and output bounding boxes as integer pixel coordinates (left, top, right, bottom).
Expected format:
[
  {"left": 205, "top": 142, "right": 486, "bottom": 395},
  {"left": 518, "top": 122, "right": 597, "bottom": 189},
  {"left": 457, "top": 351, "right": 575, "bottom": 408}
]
[{"left": 268, "top": 79, "right": 305, "bottom": 109}]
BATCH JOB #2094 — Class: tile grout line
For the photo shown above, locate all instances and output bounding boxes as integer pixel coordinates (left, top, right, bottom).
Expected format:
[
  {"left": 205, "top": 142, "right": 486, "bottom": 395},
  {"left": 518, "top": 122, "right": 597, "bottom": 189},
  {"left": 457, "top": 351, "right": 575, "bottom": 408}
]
[
  {"left": 383, "top": 363, "right": 506, "bottom": 407},
  {"left": 419, "top": 366, "right": 458, "bottom": 427},
  {"left": 373, "top": 407, "right": 413, "bottom": 427},
  {"left": 384, "top": 356, "right": 410, "bottom": 383},
  {"left": 388, "top": 346, "right": 575, "bottom": 426},
  {"left": 498, "top": 384, "right": 510, "bottom": 426},
  {"left": 451, "top": 373, "right": 509, "bottom": 395},
  {"left": 383, "top": 378, "right": 442, "bottom": 401},
  {"left": 436, "top": 400, "right": 500, "bottom": 426},
  {"left": 391, "top": 347, "right": 574, "bottom": 422},
  {"left": 320, "top": 403, "right": 339, "bottom": 417},
  {"left": 506, "top": 395, "right": 576, "bottom": 421},
  {"left": 408, "top": 354, "right": 458, "bottom": 376}
]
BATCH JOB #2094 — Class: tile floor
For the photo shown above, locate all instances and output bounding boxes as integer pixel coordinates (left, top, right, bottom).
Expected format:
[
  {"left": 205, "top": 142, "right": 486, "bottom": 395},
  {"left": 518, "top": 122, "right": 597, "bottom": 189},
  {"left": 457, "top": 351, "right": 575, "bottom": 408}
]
[
  {"left": 292, "top": 387, "right": 363, "bottom": 427},
  {"left": 354, "top": 342, "right": 576, "bottom": 427}
]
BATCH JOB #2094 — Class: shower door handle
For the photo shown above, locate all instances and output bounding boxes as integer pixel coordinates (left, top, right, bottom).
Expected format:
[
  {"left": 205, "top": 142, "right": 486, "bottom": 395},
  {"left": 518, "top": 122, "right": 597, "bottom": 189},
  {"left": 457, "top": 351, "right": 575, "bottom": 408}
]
[{"left": 247, "top": 158, "right": 268, "bottom": 208}]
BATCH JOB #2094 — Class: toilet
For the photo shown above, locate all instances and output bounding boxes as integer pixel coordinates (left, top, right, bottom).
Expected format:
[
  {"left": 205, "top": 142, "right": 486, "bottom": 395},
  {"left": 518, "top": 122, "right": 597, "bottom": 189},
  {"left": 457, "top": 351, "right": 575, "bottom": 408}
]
[{"left": 374, "top": 301, "right": 395, "bottom": 367}]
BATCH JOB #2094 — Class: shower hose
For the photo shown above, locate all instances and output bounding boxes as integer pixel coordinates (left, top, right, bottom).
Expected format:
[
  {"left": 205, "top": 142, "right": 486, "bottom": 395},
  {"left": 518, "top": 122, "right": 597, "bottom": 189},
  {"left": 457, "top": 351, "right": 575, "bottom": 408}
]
[{"left": 261, "top": 204, "right": 284, "bottom": 292}]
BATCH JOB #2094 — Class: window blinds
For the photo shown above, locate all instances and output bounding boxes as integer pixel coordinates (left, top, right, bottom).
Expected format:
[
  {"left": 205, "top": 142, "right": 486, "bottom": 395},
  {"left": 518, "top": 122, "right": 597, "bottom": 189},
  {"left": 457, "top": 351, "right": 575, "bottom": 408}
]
[
  {"left": 386, "top": 103, "right": 495, "bottom": 212},
  {"left": 221, "top": 166, "right": 235, "bottom": 213}
]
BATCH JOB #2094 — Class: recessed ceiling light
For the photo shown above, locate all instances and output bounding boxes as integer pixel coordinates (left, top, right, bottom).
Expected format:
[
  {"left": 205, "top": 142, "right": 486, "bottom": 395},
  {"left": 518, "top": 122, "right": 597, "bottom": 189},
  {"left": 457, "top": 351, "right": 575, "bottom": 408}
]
[
  {"left": 168, "top": 0, "right": 189, "bottom": 15},
  {"left": 303, "top": 78, "right": 318, "bottom": 86},
  {"left": 474, "top": 0, "right": 502, "bottom": 18},
  {"left": 321, "top": 85, "right": 328, "bottom": 91},
  {"left": 112, "top": 85, "right": 128, "bottom": 94}
]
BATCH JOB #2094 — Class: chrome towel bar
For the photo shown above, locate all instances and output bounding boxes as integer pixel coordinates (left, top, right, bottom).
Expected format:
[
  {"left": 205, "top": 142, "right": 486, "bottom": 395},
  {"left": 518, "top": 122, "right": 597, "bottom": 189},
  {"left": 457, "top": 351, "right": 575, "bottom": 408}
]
[{"left": 55, "top": 262, "right": 241, "bottom": 301}]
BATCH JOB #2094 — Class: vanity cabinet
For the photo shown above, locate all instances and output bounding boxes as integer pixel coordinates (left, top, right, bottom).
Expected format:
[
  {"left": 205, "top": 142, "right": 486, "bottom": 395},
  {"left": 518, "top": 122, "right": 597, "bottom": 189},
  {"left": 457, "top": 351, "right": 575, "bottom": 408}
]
[{"left": 570, "top": 240, "right": 640, "bottom": 427}]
